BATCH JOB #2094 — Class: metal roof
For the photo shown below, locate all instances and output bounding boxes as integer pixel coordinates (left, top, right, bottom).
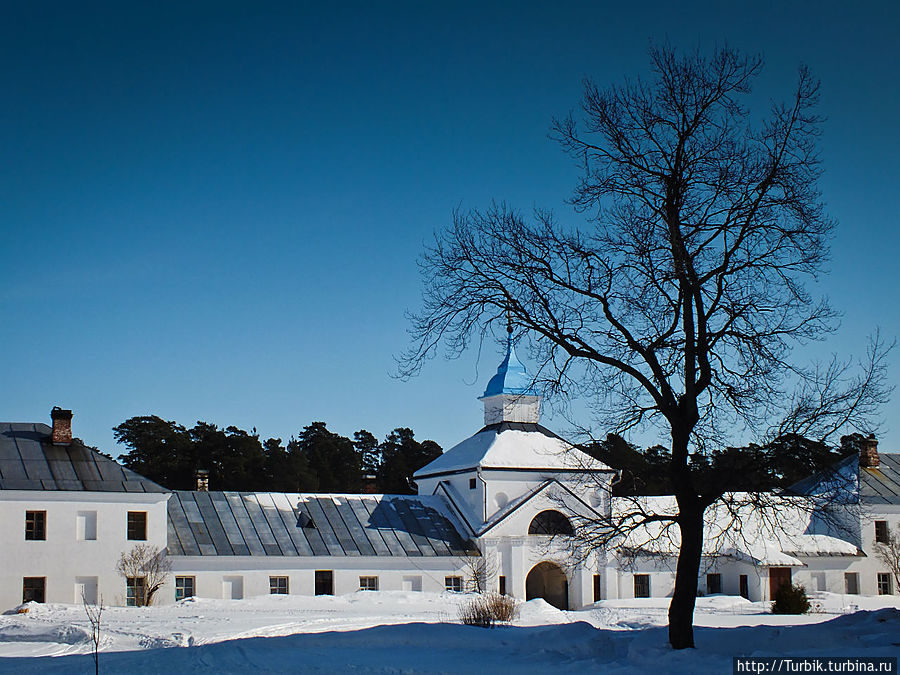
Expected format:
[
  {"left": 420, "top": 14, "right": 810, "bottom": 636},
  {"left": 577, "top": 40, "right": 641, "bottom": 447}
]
[
  {"left": 167, "top": 491, "right": 476, "bottom": 557},
  {"left": 861, "top": 453, "right": 900, "bottom": 505},
  {"left": 0, "top": 423, "right": 167, "bottom": 493}
]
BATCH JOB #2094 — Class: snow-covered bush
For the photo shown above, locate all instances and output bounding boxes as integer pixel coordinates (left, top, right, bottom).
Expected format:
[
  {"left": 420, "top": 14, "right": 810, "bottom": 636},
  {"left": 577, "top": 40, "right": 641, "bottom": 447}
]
[
  {"left": 771, "top": 584, "right": 810, "bottom": 615},
  {"left": 458, "top": 593, "right": 519, "bottom": 627}
]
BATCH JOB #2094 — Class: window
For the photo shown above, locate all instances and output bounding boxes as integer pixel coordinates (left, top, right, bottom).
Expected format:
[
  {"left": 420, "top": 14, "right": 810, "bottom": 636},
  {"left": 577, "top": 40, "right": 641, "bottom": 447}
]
[
  {"left": 875, "top": 520, "right": 889, "bottom": 544},
  {"left": 812, "top": 572, "right": 827, "bottom": 592},
  {"left": 633, "top": 574, "right": 650, "bottom": 598},
  {"left": 359, "top": 576, "right": 379, "bottom": 591},
  {"left": 127, "top": 512, "right": 147, "bottom": 540},
  {"left": 528, "top": 510, "right": 574, "bottom": 536},
  {"left": 706, "top": 573, "right": 722, "bottom": 595},
  {"left": 126, "top": 577, "right": 147, "bottom": 607},
  {"left": 25, "top": 511, "right": 46, "bottom": 540},
  {"left": 23, "top": 577, "right": 45, "bottom": 603},
  {"left": 76, "top": 511, "right": 97, "bottom": 541},
  {"left": 315, "top": 570, "right": 334, "bottom": 596},
  {"left": 75, "top": 577, "right": 98, "bottom": 605},
  {"left": 469, "top": 477, "right": 477, "bottom": 489},
  {"left": 175, "top": 576, "right": 195, "bottom": 601},
  {"left": 270, "top": 576, "right": 289, "bottom": 595},
  {"left": 445, "top": 576, "right": 463, "bottom": 592},
  {"left": 223, "top": 575, "right": 243, "bottom": 600},
  {"left": 499, "top": 576, "right": 507, "bottom": 596},
  {"left": 844, "top": 572, "right": 860, "bottom": 595},
  {"left": 877, "top": 572, "right": 893, "bottom": 595},
  {"left": 593, "top": 574, "right": 603, "bottom": 602}
]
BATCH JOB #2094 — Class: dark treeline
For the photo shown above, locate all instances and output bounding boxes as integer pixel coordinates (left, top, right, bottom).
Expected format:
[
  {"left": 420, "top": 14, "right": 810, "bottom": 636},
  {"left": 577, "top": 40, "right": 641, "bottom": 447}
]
[
  {"left": 587, "top": 432, "right": 868, "bottom": 496},
  {"left": 113, "top": 416, "right": 442, "bottom": 493}
]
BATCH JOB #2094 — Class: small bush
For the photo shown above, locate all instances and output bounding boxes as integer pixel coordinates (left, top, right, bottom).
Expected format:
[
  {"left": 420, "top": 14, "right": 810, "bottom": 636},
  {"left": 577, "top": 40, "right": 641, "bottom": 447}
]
[
  {"left": 458, "top": 593, "right": 519, "bottom": 628},
  {"left": 771, "top": 583, "right": 810, "bottom": 615}
]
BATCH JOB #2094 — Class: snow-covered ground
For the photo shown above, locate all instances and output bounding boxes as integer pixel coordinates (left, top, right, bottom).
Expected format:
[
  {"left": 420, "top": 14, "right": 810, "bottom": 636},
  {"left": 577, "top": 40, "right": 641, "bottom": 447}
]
[{"left": 0, "top": 591, "right": 897, "bottom": 673}]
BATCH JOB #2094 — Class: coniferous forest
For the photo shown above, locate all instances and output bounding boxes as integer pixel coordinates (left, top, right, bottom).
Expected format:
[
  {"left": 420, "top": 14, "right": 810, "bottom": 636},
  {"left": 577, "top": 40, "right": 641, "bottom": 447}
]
[
  {"left": 114, "top": 415, "right": 864, "bottom": 496},
  {"left": 113, "top": 416, "right": 442, "bottom": 494}
]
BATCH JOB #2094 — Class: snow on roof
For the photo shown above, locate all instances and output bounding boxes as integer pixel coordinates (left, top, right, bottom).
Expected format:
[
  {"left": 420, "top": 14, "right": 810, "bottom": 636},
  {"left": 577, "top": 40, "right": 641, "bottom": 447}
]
[
  {"left": 612, "top": 494, "right": 860, "bottom": 565},
  {"left": 413, "top": 422, "right": 611, "bottom": 478}
]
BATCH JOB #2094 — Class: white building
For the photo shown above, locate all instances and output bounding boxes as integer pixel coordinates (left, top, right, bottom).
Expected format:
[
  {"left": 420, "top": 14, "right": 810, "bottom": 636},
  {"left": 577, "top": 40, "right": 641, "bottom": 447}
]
[{"left": 1, "top": 345, "right": 897, "bottom": 610}]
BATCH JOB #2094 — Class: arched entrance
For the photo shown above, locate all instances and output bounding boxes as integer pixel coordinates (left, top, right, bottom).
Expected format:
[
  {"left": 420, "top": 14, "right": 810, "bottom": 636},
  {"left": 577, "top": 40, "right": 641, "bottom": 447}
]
[{"left": 525, "top": 561, "right": 569, "bottom": 610}]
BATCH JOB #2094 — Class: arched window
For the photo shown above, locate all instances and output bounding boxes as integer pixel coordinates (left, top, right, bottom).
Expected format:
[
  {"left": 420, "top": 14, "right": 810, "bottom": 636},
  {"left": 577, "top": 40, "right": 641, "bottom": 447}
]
[{"left": 528, "top": 510, "right": 574, "bottom": 536}]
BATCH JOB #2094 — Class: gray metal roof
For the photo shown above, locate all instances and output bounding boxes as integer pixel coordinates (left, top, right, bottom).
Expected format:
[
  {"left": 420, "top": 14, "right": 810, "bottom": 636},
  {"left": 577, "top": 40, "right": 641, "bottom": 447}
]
[
  {"left": 167, "top": 491, "right": 476, "bottom": 557},
  {"left": 861, "top": 453, "right": 900, "bottom": 505},
  {"left": 0, "top": 423, "right": 167, "bottom": 493}
]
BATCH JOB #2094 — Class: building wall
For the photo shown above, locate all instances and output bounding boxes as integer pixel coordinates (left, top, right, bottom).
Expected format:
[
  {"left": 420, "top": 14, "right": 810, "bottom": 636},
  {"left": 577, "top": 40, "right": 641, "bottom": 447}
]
[
  {"left": 0, "top": 491, "right": 169, "bottom": 608},
  {"left": 842, "top": 506, "right": 900, "bottom": 596},
  {"left": 165, "top": 555, "right": 472, "bottom": 604}
]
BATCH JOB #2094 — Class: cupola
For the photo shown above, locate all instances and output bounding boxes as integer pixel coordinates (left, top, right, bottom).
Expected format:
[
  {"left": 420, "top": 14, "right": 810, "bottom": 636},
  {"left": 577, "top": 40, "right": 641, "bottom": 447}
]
[{"left": 478, "top": 325, "right": 540, "bottom": 425}]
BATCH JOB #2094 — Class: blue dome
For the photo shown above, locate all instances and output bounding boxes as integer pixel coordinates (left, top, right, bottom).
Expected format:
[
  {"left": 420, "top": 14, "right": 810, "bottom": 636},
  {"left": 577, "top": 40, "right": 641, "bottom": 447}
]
[{"left": 480, "top": 338, "right": 537, "bottom": 398}]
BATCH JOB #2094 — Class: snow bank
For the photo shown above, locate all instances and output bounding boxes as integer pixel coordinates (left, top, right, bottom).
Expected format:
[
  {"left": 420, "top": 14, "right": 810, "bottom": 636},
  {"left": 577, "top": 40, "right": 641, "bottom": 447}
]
[{"left": 0, "top": 593, "right": 896, "bottom": 673}]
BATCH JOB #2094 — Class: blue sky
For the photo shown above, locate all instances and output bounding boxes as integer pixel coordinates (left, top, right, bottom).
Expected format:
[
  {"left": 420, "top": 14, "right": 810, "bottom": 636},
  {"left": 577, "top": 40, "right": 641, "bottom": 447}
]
[{"left": 1, "top": 1, "right": 898, "bottom": 456}]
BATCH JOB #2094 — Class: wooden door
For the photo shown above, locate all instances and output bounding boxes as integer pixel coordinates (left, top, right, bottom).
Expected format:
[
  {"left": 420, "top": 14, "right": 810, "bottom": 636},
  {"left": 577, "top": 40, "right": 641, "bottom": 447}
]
[{"left": 769, "top": 567, "right": 792, "bottom": 598}]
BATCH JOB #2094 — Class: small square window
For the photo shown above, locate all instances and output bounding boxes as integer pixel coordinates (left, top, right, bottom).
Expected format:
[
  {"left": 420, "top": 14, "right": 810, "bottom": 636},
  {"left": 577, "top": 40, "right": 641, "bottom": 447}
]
[
  {"left": 127, "top": 512, "right": 147, "bottom": 541},
  {"left": 270, "top": 576, "right": 289, "bottom": 595},
  {"left": 877, "top": 572, "right": 893, "bottom": 596},
  {"left": 445, "top": 576, "right": 462, "bottom": 592},
  {"left": 126, "top": 577, "right": 147, "bottom": 607},
  {"left": 175, "top": 576, "right": 195, "bottom": 601},
  {"left": 359, "top": 576, "right": 379, "bottom": 591},
  {"left": 844, "top": 572, "right": 859, "bottom": 595},
  {"left": 25, "top": 511, "right": 46, "bottom": 541},
  {"left": 23, "top": 577, "right": 45, "bottom": 603},
  {"left": 875, "top": 520, "right": 889, "bottom": 544},
  {"left": 469, "top": 477, "right": 476, "bottom": 490},
  {"left": 634, "top": 574, "right": 650, "bottom": 598}
]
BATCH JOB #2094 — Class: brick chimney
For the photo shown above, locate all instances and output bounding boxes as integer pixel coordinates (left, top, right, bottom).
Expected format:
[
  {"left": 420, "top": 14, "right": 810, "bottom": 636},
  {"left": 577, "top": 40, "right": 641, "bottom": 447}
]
[
  {"left": 859, "top": 434, "right": 879, "bottom": 469},
  {"left": 363, "top": 474, "right": 377, "bottom": 494},
  {"left": 50, "top": 407, "right": 73, "bottom": 445},
  {"left": 196, "top": 469, "right": 209, "bottom": 492}
]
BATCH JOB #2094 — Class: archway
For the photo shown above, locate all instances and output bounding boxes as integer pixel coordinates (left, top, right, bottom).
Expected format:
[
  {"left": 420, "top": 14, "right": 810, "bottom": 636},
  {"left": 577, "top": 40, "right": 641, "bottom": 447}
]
[{"left": 525, "top": 561, "right": 569, "bottom": 610}]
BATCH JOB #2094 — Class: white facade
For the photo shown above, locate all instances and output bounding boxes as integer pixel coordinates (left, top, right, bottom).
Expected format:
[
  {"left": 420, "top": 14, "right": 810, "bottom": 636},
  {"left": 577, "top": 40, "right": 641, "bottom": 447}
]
[
  {"left": 0, "top": 490, "right": 168, "bottom": 608},
  {"left": 2, "top": 357, "right": 898, "bottom": 611}
]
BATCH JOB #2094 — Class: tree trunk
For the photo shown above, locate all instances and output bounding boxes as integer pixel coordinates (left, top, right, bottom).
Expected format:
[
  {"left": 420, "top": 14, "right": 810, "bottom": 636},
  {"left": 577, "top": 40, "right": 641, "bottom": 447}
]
[{"left": 668, "top": 504, "right": 704, "bottom": 649}]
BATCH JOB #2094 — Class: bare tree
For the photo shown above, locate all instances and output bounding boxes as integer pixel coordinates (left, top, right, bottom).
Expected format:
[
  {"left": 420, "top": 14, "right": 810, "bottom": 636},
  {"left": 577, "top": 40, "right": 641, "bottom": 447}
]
[
  {"left": 458, "top": 552, "right": 499, "bottom": 594},
  {"left": 400, "top": 45, "right": 890, "bottom": 649},
  {"left": 875, "top": 524, "right": 900, "bottom": 590},
  {"left": 82, "top": 590, "right": 103, "bottom": 675},
  {"left": 116, "top": 544, "right": 172, "bottom": 607}
]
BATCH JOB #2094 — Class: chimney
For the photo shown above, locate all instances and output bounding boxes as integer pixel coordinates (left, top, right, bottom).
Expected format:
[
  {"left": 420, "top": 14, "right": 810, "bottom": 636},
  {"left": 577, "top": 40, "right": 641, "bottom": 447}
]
[
  {"left": 196, "top": 469, "right": 209, "bottom": 492},
  {"left": 363, "top": 474, "right": 377, "bottom": 494},
  {"left": 859, "top": 435, "right": 880, "bottom": 469},
  {"left": 50, "top": 407, "right": 73, "bottom": 445}
]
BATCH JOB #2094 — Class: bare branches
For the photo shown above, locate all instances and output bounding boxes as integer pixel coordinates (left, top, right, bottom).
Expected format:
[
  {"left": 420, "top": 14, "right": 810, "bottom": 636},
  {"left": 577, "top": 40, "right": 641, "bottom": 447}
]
[
  {"left": 774, "top": 332, "right": 894, "bottom": 444},
  {"left": 82, "top": 590, "right": 103, "bottom": 675},
  {"left": 116, "top": 544, "right": 172, "bottom": 607},
  {"left": 401, "top": 44, "right": 888, "bottom": 650},
  {"left": 874, "top": 524, "right": 900, "bottom": 590}
]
